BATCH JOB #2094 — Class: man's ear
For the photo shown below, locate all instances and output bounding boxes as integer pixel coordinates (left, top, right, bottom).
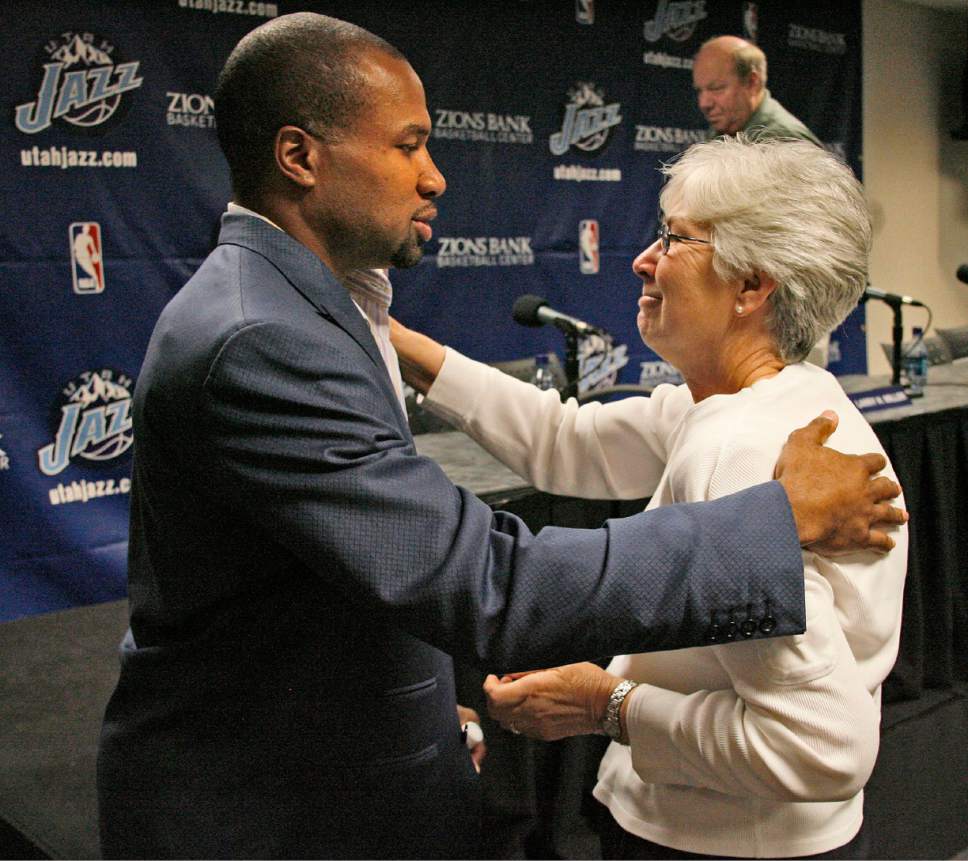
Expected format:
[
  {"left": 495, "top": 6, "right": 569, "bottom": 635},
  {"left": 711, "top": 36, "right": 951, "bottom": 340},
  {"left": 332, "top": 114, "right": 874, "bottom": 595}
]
[
  {"left": 274, "top": 125, "right": 319, "bottom": 189},
  {"left": 737, "top": 272, "right": 777, "bottom": 316}
]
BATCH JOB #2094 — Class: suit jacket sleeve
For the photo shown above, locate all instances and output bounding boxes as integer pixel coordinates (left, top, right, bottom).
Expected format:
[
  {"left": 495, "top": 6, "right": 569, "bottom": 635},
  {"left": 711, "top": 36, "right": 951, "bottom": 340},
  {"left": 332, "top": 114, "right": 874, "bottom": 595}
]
[{"left": 198, "top": 320, "right": 804, "bottom": 671}]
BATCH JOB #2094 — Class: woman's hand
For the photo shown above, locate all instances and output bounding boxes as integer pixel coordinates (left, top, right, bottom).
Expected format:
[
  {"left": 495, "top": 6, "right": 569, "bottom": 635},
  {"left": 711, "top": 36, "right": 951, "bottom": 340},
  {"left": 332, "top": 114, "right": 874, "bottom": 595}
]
[
  {"left": 483, "top": 662, "right": 618, "bottom": 742},
  {"left": 389, "top": 317, "right": 446, "bottom": 395},
  {"left": 456, "top": 704, "right": 487, "bottom": 772}
]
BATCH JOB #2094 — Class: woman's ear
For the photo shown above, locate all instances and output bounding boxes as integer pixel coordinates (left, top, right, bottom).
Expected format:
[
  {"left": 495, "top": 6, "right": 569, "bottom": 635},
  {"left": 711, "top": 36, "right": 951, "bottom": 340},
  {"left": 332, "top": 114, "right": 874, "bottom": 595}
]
[{"left": 735, "top": 272, "right": 777, "bottom": 317}]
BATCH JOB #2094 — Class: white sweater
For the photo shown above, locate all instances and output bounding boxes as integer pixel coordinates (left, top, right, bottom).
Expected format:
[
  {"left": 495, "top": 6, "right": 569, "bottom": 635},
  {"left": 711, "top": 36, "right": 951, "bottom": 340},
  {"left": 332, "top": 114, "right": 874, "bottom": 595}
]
[{"left": 425, "top": 350, "right": 907, "bottom": 858}]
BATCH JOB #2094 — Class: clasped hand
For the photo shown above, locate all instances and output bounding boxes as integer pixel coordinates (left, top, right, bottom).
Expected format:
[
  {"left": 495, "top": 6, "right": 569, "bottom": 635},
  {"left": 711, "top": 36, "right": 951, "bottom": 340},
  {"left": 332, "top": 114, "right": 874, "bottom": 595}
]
[{"left": 483, "top": 662, "right": 619, "bottom": 742}]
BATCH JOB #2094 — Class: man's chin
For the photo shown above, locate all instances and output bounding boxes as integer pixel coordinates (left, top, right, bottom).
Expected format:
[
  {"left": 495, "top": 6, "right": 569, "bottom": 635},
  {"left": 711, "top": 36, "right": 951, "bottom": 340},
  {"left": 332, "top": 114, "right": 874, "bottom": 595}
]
[{"left": 390, "top": 239, "right": 425, "bottom": 270}]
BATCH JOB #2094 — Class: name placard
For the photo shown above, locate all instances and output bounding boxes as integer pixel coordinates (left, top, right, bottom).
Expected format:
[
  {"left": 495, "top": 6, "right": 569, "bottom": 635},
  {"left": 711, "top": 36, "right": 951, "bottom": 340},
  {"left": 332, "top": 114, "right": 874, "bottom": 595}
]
[{"left": 847, "top": 386, "right": 911, "bottom": 414}]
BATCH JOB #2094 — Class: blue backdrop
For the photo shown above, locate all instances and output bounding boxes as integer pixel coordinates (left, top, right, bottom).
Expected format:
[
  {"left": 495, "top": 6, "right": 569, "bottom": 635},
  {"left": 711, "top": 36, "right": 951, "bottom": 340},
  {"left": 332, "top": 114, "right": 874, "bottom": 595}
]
[{"left": 0, "top": 0, "right": 864, "bottom": 621}]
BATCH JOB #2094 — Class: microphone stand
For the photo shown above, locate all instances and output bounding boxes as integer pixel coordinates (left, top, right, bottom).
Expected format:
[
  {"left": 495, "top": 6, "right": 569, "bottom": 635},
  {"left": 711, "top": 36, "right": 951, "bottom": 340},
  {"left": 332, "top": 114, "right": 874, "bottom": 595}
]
[
  {"left": 861, "top": 292, "right": 904, "bottom": 385},
  {"left": 890, "top": 303, "right": 903, "bottom": 386},
  {"left": 563, "top": 330, "right": 580, "bottom": 402}
]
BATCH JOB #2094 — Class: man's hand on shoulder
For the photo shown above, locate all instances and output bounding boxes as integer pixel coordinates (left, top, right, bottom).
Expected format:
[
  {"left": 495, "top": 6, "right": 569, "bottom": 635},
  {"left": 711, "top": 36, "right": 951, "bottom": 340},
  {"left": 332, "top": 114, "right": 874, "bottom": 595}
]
[{"left": 775, "top": 411, "right": 907, "bottom": 554}]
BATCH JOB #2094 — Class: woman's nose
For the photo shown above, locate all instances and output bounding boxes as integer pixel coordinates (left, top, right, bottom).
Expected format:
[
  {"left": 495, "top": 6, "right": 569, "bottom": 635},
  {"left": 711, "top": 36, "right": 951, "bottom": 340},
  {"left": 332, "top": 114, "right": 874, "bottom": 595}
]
[{"left": 632, "top": 239, "right": 661, "bottom": 278}]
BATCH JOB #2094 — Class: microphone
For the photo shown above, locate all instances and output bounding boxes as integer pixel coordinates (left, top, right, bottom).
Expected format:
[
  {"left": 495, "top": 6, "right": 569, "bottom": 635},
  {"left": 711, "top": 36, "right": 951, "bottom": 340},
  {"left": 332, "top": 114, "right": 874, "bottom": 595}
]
[
  {"left": 512, "top": 294, "right": 606, "bottom": 335},
  {"left": 863, "top": 287, "right": 924, "bottom": 308},
  {"left": 957, "top": 264, "right": 968, "bottom": 284}
]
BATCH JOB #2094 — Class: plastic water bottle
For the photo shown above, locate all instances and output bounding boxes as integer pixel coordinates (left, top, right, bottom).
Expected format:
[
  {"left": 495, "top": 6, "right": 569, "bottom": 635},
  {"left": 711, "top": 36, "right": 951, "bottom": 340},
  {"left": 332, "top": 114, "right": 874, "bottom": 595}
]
[
  {"left": 902, "top": 326, "right": 928, "bottom": 397},
  {"left": 530, "top": 354, "right": 556, "bottom": 391}
]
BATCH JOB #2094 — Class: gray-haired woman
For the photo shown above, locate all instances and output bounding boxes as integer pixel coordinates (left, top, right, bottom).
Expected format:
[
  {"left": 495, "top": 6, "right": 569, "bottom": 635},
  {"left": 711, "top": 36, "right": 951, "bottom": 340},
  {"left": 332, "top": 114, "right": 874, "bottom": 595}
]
[{"left": 391, "top": 136, "right": 907, "bottom": 859}]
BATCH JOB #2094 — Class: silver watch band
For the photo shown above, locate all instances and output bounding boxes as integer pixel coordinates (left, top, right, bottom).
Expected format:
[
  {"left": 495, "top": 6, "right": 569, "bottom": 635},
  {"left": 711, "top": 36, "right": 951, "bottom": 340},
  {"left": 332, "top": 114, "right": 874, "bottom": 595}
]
[{"left": 602, "top": 678, "right": 639, "bottom": 743}]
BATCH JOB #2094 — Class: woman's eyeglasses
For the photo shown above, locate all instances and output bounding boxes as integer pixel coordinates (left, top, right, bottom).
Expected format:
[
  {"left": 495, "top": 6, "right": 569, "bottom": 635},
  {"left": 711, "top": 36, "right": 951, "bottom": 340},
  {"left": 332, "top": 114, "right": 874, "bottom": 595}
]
[{"left": 658, "top": 223, "right": 712, "bottom": 253}]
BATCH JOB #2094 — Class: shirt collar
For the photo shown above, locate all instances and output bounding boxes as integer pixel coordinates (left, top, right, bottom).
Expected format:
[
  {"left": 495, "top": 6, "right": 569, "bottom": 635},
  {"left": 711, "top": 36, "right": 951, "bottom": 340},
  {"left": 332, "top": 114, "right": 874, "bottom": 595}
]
[
  {"left": 226, "top": 201, "right": 283, "bottom": 232},
  {"left": 341, "top": 268, "right": 393, "bottom": 311}
]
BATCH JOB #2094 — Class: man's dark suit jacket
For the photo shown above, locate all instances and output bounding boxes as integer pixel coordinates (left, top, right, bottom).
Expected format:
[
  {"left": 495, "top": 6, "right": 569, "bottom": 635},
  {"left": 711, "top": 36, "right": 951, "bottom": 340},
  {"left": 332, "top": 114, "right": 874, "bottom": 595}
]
[{"left": 97, "top": 213, "right": 805, "bottom": 859}]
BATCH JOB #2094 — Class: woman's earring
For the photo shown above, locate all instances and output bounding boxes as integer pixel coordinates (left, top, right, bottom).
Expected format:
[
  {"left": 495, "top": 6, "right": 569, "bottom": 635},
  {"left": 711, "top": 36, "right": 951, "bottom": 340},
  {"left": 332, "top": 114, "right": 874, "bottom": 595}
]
[{"left": 735, "top": 304, "right": 744, "bottom": 315}]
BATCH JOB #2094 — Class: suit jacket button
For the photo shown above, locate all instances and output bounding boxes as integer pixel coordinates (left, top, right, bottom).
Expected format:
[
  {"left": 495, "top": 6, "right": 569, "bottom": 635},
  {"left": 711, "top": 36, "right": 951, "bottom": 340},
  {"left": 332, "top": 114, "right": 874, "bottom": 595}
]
[
  {"left": 759, "top": 616, "right": 777, "bottom": 635},
  {"left": 722, "top": 621, "right": 738, "bottom": 641},
  {"left": 703, "top": 624, "right": 721, "bottom": 643},
  {"left": 739, "top": 619, "right": 758, "bottom": 638}
]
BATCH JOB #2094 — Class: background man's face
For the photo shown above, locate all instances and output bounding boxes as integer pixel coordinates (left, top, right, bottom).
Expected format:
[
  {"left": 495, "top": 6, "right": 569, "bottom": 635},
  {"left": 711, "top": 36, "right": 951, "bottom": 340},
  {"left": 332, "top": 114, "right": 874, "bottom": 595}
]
[
  {"left": 309, "top": 49, "right": 446, "bottom": 273},
  {"left": 692, "top": 49, "right": 759, "bottom": 135}
]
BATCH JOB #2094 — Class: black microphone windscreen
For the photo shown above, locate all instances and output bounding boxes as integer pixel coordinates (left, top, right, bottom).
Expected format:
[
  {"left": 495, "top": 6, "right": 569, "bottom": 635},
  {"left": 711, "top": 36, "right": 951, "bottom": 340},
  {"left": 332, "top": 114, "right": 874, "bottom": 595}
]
[
  {"left": 957, "top": 264, "right": 968, "bottom": 284},
  {"left": 512, "top": 294, "right": 548, "bottom": 327}
]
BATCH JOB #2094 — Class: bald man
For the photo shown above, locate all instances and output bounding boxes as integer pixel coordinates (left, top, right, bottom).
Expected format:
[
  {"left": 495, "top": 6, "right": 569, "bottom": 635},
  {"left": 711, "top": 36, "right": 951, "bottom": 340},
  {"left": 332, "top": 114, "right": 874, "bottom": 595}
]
[{"left": 692, "top": 35, "right": 821, "bottom": 144}]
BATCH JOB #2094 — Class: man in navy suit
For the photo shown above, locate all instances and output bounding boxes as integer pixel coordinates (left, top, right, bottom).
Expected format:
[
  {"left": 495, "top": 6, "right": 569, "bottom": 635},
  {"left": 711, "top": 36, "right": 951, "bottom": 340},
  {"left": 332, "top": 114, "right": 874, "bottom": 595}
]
[{"left": 96, "top": 13, "right": 903, "bottom": 859}]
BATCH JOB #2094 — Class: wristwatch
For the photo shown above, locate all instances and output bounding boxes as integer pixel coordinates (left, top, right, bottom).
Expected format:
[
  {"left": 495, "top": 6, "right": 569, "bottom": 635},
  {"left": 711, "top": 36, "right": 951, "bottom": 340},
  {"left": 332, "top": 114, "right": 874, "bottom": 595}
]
[{"left": 602, "top": 678, "right": 639, "bottom": 743}]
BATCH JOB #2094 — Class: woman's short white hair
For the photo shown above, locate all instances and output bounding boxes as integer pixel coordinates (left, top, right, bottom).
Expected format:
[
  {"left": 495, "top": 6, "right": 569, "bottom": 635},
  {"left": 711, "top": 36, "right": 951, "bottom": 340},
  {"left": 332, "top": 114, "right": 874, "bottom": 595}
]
[{"left": 659, "top": 135, "right": 871, "bottom": 363}]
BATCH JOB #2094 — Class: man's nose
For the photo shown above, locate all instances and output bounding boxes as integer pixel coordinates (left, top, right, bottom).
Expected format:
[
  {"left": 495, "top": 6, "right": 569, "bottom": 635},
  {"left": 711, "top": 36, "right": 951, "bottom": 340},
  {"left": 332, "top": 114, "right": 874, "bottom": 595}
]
[
  {"left": 419, "top": 152, "right": 446, "bottom": 198},
  {"left": 697, "top": 91, "right": 713, "bottom": 111}
]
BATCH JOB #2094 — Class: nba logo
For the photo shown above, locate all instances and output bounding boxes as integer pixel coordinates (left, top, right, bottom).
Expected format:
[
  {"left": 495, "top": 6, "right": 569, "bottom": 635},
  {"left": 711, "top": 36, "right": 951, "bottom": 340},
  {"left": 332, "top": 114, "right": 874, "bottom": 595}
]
[
  {"left": 69, "top": 222, "right": 105, "bottom": 294},
  {"left": 579, "top": 219, "right": 599, "bottom": 274},
  {"left": 576, "top": 0, "right": 594, "bottom": 25}
]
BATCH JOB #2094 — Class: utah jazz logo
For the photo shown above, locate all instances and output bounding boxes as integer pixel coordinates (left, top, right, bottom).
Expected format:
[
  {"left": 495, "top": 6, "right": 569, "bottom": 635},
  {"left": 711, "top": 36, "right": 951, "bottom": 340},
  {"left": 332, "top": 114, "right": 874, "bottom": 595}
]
[
  {"left": 37, "top": 370, "right": 133, "bottom": 477},
  {"left": 14, "top": 31, "right": 143, "bottom": 135},
  {"left": 549, "top": 83, "right": 622, "bottom": 157},
  {"left": 643, "top": 0, "right": 708, "bottom": 43}
]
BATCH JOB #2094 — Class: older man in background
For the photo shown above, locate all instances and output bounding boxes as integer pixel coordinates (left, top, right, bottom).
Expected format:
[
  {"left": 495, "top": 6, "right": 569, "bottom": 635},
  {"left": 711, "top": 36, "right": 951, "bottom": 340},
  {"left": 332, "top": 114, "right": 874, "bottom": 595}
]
[{"left": 693, "top": 35, "right": 821, "bottom": 144}]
